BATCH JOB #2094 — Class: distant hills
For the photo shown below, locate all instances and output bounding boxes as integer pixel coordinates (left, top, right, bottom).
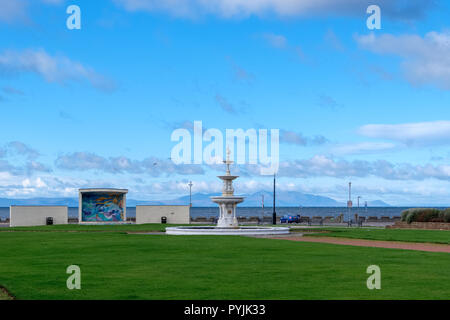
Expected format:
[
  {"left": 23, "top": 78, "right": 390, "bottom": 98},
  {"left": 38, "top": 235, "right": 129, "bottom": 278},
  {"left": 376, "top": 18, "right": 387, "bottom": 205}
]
[
  {"left": 0, "top": 197, "right": 79, "bottom": 207},
  {"left": 0, "top": 191, "right": 392, "bottom": 207},
  {"left": 167, "top": 191, "right": 391, "bottom": 207}
]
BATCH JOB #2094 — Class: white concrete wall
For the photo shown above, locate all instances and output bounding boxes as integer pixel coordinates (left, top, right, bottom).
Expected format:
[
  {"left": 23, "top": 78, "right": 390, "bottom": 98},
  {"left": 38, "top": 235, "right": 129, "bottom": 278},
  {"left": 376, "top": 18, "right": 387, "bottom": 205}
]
[
  {"left": 136, "top": 205, "right": 190, "bottom": 224},
  {"left": 10, "top": 206, "right": 68, "bottom": 227}
]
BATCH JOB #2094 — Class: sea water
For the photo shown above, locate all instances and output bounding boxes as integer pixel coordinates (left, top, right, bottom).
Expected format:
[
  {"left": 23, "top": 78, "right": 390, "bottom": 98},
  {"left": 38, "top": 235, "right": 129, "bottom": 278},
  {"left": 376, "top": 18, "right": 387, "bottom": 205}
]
[{"left": 0, "top": 206, "right": 420, "bottom": 220}]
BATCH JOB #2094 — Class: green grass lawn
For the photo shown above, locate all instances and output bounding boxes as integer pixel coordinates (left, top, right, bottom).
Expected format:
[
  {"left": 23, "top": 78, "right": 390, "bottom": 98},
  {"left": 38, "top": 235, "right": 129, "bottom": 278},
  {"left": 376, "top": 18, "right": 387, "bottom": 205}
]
[
  {"left": 297, "top": 227, "right": 450, "bottom": 244},
  {"left": 3, "top": 224, "right": 449, "bottom": 245},
  {"left": 0, "top": 223, "right": 175, "bottom": 233},
  {"left": 0, "top": 230, "right": 449, "bottom": 300}
]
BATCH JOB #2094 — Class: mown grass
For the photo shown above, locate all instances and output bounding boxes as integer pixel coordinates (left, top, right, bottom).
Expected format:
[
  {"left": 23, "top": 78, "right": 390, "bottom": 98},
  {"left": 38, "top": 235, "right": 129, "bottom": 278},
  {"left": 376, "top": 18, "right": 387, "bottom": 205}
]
[
  {"left": 0, "top": 223, "right": 179, "bottom": 233},
  {"left": 297, "top": 227, "right": 450, "bottom": 244},
  {"left": 3, "top": 223, "right": 449, "bottom": 244},
  {"left": 0, "top": 231, "right": 449, "bottom": 300}
]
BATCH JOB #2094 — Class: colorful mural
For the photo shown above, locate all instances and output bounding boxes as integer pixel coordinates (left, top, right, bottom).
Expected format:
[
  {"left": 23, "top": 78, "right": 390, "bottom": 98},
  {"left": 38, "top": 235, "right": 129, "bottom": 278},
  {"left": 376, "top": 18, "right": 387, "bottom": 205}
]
[{"left": 81, "top": 192, "right": 125, "bottom": 222}]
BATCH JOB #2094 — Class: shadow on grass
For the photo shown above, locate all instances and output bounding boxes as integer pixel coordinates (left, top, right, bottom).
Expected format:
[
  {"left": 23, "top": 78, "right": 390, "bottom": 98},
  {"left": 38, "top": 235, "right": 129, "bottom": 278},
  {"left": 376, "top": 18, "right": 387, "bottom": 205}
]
[{"left": 0, "top": 286, "right": 15, "bottom": 300}]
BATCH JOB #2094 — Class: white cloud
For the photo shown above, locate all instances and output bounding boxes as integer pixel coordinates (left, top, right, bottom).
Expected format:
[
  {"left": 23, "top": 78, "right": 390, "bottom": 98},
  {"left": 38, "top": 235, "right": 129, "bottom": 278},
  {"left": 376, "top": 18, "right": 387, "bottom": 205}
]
[
  {"left": 262, "top": 33, "right": 287, "bottom": 48},
  {"left": 22, "top": 177, "right": 47, "bottom": 189},
  {"left": 0, "top": 0, "right": 28, "bottom": 23},
  {"left": 317, "top": 94, "right": 342, "bottom": 109},
  {"left": 55, "top": 152, "right": 205, "bottom": 176},
  {"left": 0, "top": 49, "right": 116, "bottom": 92},
  {"left": 0, "top": 174, "right": 95, "bottom": 198},
  {"left": 331, "top": 142, "right": 396, "bottom": 155},
  {"left": 243, "top": 155, "right": 450, "bottom": 181},
  {"left": 280, "top": 130, "right": 328, "bottom": 146},
  {"left": 259, "top": 32, "right": 307, "bottom": 62},
  {"left": 26, "top": 161, "right": 52, "bottom": 173},
  {"left": 355, "top": 31, "right": 450, "bottom": 90},
  {"left": 0, "top": 0, "right": 66, "bottom": 24},
  {"left": 2, "top": 155, "right": 450, "bottom": 203},
  {"left": 358, "top": 121, "right": 450, "bottom": 146},
  {"left": 0, "top": 141, "right": 50, "bottom": 175},
  {"left": 226, "top": 57, "right": 255, "bottom": 83},
  {"left": 324, "top": 29, "right": 345, "bottom": 51},
  {"left": 7, "top": 141, "right": 40, "bottom": 159},
  {"left": 112, "top": 0, "right": 433, "bottom": 20},
  {"left": 40, "top": 0, "right": 65, "bottom": 4},
  {"left": 2, "top": 86, "right": 24, "bottom": 95},
  {"left": 215, "top": 94, "right": 237, "bottom": 114},
  {"left": 0, "top": 158, "right": 50, "bottom": 176}
]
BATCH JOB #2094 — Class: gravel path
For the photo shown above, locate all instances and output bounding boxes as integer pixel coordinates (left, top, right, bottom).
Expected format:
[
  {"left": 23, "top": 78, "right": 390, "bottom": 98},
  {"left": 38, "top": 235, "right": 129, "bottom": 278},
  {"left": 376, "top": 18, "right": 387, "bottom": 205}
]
[{"left": 269, "top": 236, "right": 450, "bottom": 253}]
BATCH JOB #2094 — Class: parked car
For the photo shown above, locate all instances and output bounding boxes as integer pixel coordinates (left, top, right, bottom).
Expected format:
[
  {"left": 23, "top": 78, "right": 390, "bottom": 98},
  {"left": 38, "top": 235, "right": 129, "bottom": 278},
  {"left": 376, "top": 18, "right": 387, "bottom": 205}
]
[{"left": 280, "top": 214, "right": 301, "bottom": 224}]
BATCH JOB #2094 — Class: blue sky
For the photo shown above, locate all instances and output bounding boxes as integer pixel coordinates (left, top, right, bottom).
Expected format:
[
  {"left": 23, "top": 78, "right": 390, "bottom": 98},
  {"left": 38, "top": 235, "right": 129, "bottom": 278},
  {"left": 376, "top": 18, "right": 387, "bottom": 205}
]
[{"left": 1, "top": 0, "right": 450, "bottom": 206}]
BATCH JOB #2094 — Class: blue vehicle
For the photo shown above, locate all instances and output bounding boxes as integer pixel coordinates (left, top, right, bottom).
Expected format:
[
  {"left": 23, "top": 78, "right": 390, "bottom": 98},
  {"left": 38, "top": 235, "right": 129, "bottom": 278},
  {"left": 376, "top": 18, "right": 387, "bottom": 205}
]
[{"left": 280, "top": 214, "right": 301, "bottom": 224}]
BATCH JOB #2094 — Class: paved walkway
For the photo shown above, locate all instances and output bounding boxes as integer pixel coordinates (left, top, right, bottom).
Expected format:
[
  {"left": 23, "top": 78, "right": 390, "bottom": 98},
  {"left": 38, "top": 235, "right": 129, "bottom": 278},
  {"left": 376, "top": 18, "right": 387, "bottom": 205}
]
[{"left": 269, "top": 235, "right": 450, "bottom": 253}]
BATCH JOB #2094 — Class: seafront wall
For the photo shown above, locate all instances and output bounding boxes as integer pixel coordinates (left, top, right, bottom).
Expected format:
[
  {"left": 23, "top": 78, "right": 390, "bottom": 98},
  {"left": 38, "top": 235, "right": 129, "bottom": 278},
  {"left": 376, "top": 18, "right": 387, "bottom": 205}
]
[
  {"left": 136, "top": 205, "right": 190, "bottom": 224},
  {"left": 10, "top": 206, "right": 68, "bottom": 227},
  {"left": 387, "top": 221, "right": 450, "bottom": 230}
]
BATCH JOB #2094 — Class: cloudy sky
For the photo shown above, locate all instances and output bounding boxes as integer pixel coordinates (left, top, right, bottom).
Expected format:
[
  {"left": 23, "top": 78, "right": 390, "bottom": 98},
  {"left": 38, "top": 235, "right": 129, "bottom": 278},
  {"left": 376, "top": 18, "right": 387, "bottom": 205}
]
[{"left": 1, "top": 0, "right": 450, "bottom": 206}]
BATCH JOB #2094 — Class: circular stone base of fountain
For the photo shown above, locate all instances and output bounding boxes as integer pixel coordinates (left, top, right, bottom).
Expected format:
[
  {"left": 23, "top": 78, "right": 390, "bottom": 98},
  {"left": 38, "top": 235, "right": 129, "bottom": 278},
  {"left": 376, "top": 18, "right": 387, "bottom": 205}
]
[{"left": 165, "top": 226, "right": 290, "bottom": 236}]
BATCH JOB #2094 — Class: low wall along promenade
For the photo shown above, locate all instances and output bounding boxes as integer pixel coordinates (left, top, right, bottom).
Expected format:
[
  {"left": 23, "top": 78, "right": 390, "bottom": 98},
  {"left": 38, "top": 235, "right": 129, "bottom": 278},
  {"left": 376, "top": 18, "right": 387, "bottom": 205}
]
[
  {"left": 10, "top": 206, "right": 68, "bottom": 227},
  {"left": 387, "top": 221, "right": 450, "bottom": 230},
  {"left": 136, "top": 205, "right": 190, "bottom": 224}
]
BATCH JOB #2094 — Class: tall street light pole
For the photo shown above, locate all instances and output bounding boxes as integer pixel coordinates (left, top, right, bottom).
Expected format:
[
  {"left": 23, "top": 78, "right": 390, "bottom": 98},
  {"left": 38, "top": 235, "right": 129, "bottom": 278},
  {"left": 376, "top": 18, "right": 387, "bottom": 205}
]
[
  {"left": 357, "top": 195, "right": 361, "bottom": 226},
  {"left": 261, "top": 194, "right": 264, "bottom": 226},
  {"left": 272, "top": 174, "right": 277, "bottom": 225},
  {"left": 188, "top": 181, "right": 193, "bottom": 207},
  {"left": 347, "top": 182, "right": 352, "bottom": 225}
]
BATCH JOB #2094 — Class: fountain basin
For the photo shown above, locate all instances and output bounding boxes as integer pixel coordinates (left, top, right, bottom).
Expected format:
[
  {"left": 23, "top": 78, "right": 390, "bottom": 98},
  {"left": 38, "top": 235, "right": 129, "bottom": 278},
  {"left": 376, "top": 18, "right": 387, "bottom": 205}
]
[{"left": 165, "top": 226, "right": 290, "bottom": 236}]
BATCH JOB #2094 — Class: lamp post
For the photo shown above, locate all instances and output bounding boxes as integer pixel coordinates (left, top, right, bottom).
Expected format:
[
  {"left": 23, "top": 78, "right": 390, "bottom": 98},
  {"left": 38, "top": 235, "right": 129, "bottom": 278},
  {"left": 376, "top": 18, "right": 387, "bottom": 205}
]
[
  {"left": 357, "top": 196, "right": 361, "bottom": 226},
  {"left": 272, "top": 174, "right": 277, "bottom": 225},
  {"left": 188, "top": 181, "right": 193, "bottom": 207},
  {"left": 347, "top": 182, "right": 352, "bottom": 226},
  {"left": 261, "top": 194, "right": 264, "bottom": 226}
]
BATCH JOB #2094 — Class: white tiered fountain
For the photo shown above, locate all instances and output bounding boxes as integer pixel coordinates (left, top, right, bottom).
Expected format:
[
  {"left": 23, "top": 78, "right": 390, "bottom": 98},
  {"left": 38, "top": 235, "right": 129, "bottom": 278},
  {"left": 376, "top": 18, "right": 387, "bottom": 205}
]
[
  {"left": 165, "top": 150, "right": 289, "bottom": 236},
  {"left": 210, "top": 150, "right": 244, "bottom": 228}
]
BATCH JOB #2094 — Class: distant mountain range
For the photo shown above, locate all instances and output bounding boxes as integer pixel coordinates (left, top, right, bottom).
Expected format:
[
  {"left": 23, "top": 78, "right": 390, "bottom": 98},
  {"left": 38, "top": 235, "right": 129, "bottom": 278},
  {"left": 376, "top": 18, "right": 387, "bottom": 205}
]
[
  {"left": 0, "top": 191, "right": 391, "bottom": 207},
  {"left": 0, "top": 197, "right": 80, "bottom": 207}
]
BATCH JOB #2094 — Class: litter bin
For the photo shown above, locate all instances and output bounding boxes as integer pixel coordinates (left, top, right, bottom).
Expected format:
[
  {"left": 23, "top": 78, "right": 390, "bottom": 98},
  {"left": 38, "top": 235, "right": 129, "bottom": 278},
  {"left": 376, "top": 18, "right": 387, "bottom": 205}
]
[
  {"left": 161, "top": 216, "right": 167, "bottom": 224},
  {"left": 46, "top": 217, "right": 54, "bottom": 225}
]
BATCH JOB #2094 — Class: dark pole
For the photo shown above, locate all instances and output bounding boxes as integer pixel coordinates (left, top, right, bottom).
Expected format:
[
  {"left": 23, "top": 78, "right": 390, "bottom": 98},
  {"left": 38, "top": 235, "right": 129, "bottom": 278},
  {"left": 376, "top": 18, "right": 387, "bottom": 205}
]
[{"left": 272, "top": 174, "right": 277, "bottom": 225}]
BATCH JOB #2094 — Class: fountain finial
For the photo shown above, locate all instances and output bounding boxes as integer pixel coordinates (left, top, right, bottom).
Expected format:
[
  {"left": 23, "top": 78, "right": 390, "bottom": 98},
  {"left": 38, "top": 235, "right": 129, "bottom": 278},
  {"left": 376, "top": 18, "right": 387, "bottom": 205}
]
[{"left": 224, "top": 147, "right": 233, "bottom": 175}]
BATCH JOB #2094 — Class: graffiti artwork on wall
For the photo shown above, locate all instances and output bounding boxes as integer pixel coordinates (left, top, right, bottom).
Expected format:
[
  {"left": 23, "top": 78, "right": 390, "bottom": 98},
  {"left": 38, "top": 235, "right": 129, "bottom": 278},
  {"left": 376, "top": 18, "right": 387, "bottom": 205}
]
[{"left": 81, "top": 192, "right": 125, "bottom": 222}]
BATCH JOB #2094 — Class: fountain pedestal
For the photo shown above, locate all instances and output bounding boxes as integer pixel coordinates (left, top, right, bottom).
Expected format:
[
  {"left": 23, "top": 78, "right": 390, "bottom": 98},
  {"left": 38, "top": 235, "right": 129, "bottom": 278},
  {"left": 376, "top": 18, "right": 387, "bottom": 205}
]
[
  {"left": 210, "top": 152, "right": 244, "bottom": 228},
  {"left": 211, "top": 196, "right": 243, "bottom": 228}
]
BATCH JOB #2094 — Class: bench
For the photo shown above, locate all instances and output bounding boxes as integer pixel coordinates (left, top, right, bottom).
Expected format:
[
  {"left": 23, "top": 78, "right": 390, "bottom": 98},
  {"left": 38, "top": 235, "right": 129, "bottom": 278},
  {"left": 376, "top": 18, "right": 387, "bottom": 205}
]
[
  {"left": 248, "top": 216, "right": 260, "bottom": 224},
  {"left": 310, "top": 216, "right": 323, "bottom": 226}
]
